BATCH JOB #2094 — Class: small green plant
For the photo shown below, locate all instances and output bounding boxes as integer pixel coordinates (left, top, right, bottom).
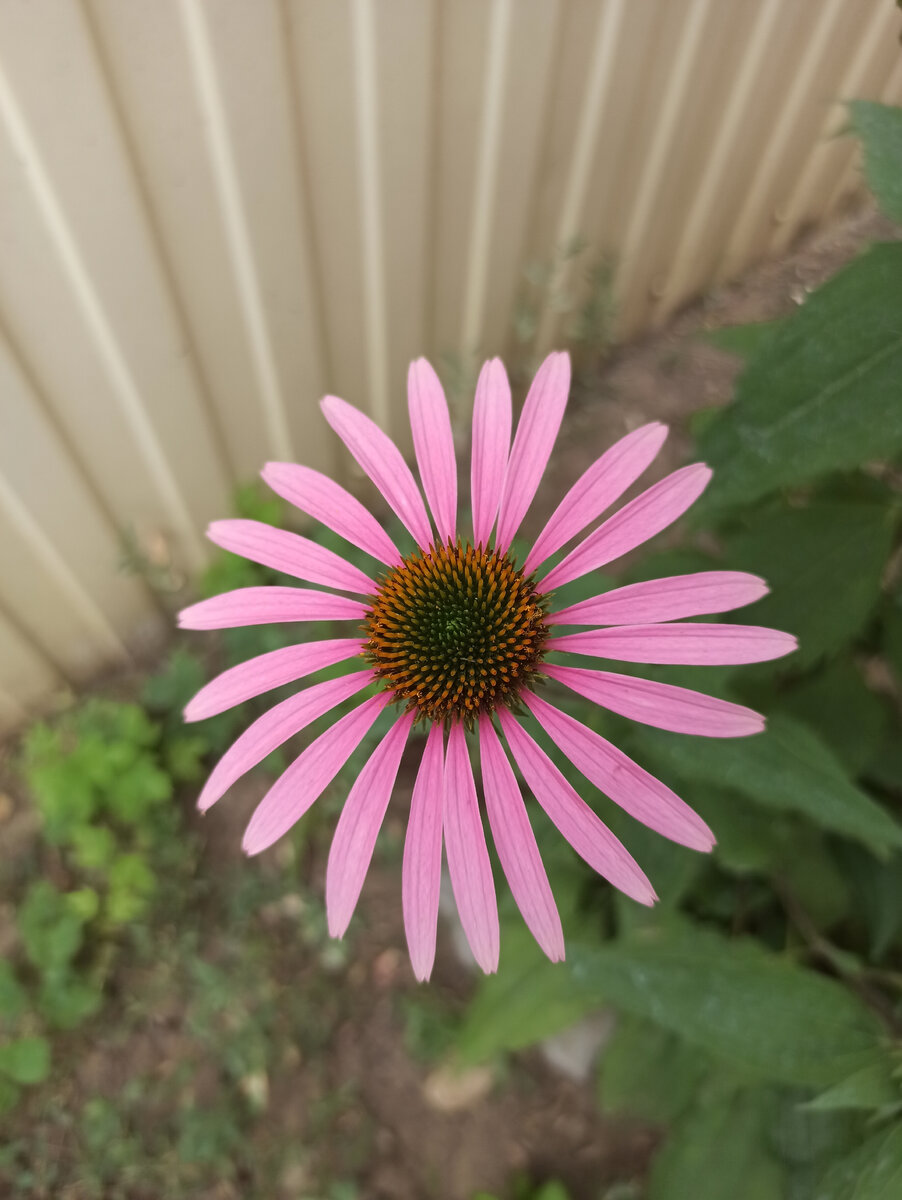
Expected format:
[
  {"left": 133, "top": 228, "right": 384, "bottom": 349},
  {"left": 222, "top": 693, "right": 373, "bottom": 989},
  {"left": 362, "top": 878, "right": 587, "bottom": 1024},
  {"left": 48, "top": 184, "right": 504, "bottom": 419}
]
[
  {"left": 1, "top": 697, "right": 204, "bottom": 1111},
  {"left": 473, "top": 1180, "right": 573, "bottom": 1200},
  {"left": 0, "top": 963, "right": 50, "bottom": 1111}
]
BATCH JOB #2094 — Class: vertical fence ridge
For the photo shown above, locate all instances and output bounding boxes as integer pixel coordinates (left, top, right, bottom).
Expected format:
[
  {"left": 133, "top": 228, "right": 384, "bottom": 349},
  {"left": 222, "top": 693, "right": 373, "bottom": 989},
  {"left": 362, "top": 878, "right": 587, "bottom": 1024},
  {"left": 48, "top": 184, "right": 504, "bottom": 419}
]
[
  {"left": 0, "top": 58, "right": 207, "bottom": 570},
  {"left": 616, "top": 0, "right": 715, "bottom": 335},
  {"left": 770, "top": 1, "right": 895, "bottom": 256},
  {"left": 351, "top": 0, "right": 391, "bottom": 429},
  {"left": 278, "top": 0, "right": 336, "bottom": 446},
  {"left": 179, "top": 0, "right": 295, "bottom": 463},
  {"left": 81, "top": 0, "right": 238, "bottom": 490},
  {"left": 534, "top": 0, "right": 624, "bottom": 356},
  {"left": 460, "top": 0, "right": 513, "bottom": 356},
  {"left": 718, "top": 0, "right": 850, "bottom": 282},
  {"left": 653, "top": 0, "right": 784, "bottom": 324}
]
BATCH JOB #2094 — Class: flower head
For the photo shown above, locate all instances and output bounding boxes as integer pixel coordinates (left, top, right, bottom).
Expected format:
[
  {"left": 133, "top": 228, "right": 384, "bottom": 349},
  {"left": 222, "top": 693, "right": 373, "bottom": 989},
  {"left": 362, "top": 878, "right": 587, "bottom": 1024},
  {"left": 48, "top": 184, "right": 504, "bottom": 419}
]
[{"left": 180, "top": 352, "right": 796, "bottom": 979}]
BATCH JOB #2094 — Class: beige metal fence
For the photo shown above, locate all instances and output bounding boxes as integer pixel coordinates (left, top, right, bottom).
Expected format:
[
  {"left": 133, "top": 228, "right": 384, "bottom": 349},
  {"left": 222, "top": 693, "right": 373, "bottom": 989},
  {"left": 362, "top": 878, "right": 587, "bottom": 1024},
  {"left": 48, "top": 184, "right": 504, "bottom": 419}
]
[{"left": 1, "top": 0, "right": 900, "bottom": 732}]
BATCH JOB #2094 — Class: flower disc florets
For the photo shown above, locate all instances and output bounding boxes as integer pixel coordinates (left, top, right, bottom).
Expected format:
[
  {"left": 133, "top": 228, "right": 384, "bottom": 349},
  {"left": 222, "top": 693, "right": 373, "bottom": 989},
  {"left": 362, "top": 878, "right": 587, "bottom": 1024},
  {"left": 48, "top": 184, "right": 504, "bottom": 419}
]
[{"left": 364, "top": 540, "right": 549, "bottom": 724}]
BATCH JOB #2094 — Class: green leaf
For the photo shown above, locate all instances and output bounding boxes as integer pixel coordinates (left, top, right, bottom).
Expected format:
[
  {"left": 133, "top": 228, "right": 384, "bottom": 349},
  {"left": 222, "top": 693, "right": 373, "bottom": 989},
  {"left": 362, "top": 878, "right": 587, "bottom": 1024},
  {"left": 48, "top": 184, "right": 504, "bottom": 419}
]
[
  {"left": 698, "top": 243, "right": 902, "bottom": 511},
  {"left": 103, "top": 759, "right": 171, "bottom": 824},
  {"left": 66, "top": 887, "right": 100, "bottom": 922},
  {"left": 233, "top": 480, "right": 284, "bottom": 526},
  {"left": 530, "top": 1185, "right": 571, "bottom": 1200},
  {"left": 0, "top": 961, "right": 27, "bottom": 1024},
  {"left": 701, "top": 320, "right": 784, "bottom": 359},
  {"left": 456, "top": 927, "right": 600, "bottom": 1064},
  {"left": 0, "top": 1036, "right": 51, "bottom": 1085},
  {"left": 569, "top": 926, "right": 884, "bottom": 1088},
  {"left": 779, "top": 658, "right": 891, "bottom": 777},
  {"left": 18, "top": 881, "right": 85, "bottom": 973},
  {"left": 635, "top": 714, "right": 902, "bottom": 857},
  {"left": 689, "top": 786, "right": 789, "bottom": 875},
  {"left": 780, "top": 834, "right": 851, "bottom": 932},
  {"left": 599, "top": 1015, "right": 710, "bottom": 1123},
  {"left": 834, "top": 843, "right": 902, "bottom": 962},
  {"left": 0, "top": 1076, "right": 19, "bottom": 1113},
  {"left": 649, "top": 1085, "right": 783, "bottom": 1200},
  {"left": 26, "top": 764, "right": 97, "bottom": 844},
  {"left": 141, "top": 648, "right": 207, "bottom": 717},
  {"left": 176, "top": 1105, "right": 241, "bottom": 1165},
  {"left": 603, "top": 805, "right": 703, "bottom": 912},
  {"left": 38, "top": 972, "right": 103, "bottom": 1030},
  {"left": 164, "top": 734, "right": 208, "bottom": 783},
  {"left": 70, "top": 825, "right": 117, "bottom": 872},
  {"left": 724, "top": 501, "right": 893, "bottom": 668},
  {"left": 816, "top": 1121, "right": 902, "bottom": 1199},
  {"left": 849, "top": 101, "right": 902, "bottom": 223},
  {"left": 806, "top": 1057, "right": 900, "bottom": 1112},
  {"left": 105, "top": 853, "right": 156, "bottom": 925}
]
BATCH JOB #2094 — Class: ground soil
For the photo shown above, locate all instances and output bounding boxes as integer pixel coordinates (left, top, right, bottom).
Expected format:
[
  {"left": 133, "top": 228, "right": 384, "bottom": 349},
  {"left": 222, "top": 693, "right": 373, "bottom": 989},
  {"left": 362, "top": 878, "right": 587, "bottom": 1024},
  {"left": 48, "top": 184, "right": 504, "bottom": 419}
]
[{"left": 1, "top": 203, "right": 893, "bottom": 1200}]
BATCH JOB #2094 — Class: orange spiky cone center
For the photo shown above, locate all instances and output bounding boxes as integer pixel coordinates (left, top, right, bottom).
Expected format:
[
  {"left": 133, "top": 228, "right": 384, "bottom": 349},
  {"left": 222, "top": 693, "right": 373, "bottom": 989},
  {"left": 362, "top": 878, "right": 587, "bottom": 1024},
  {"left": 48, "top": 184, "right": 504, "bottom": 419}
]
[{"left": 363, "top": 540, "right": 549, "bottom": 724}]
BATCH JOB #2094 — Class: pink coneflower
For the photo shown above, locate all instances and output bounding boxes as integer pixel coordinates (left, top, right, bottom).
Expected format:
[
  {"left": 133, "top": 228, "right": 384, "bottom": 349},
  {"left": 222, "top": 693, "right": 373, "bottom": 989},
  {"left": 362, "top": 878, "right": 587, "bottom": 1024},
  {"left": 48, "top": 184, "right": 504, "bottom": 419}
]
[{"left": 180, "top": 352, "right": 795, "bottom": 979}]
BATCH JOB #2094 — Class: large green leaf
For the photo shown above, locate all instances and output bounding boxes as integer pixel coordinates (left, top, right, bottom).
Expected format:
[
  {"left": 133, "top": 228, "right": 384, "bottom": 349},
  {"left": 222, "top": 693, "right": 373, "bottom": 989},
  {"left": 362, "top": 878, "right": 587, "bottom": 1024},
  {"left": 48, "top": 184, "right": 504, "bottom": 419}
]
[
  {"left": 569, "top": 926, "right": 884, "bottom": 1088},
  {"left": 834, "top": 843, "right": 902, "bottom": 963},
  {"left": 649, "top": 1085, "right": 783, "bottom": 1200},
  {"left": 697, "top": 243, "right": 902, "bottom": 511},
  {"left": 688, "top": 786, "right": 790, "bottom": 875},
  {"left": 849, "top": 101, "right": 902, "bottom": 224},
  {"left": 17, "top": 881, "right": 85, "bottom": 973},
  {"left": 779, "top": 658, "right": 891, "bottom": 777},
  {"left": 817, "top": 1121, "right": 902, "bottom": 1199},
  {"left": 599, "top": 1015, "right": 710, "bottom": 1123},
  {"left": 634, "top": 714, "right": 902, "bottom": 857},
  {"left": 38, "top": 973, "right": 103, "bottom": 1031},
  {"left": 725, "top": 501, "right": 893, "bottom": 668},
  {"left": 455, "top": 926, "right": 601, "bottom": 1064},
  {"left": 806, "top": 1056, "right": 900, "bottom": 1113},
  {"left": 0, "top": 1036, "right": 51, "bottom": 1085}
]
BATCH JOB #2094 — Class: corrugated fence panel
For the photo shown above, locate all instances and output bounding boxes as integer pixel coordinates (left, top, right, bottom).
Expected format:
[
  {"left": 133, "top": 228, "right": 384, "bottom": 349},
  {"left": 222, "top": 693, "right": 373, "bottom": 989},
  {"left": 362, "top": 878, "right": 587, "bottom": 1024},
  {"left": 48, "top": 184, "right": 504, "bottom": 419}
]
[
  {"left": 0, "top": 1, "right": 225, "bottom": 568},
  {"left": 0, "top": 0, "right": 900, "bottom": 731}
]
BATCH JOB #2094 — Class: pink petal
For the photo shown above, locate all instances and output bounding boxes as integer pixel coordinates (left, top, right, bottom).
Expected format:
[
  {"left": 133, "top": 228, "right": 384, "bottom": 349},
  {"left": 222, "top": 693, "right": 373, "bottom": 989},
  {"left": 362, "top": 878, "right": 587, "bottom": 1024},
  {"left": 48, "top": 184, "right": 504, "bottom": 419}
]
[
  {"left": 443, "top": 722, "right": 499, "bottom": 974},
  {"left": 523, "top": 423, "right": 668, "bottom": 574},
  {"left": 403, "top": 724, "right": 445, "bottom": 982},
  {"left": 550, "top": 571, "right": 768, "bottom": 627},
  {"left": 326, "top": 710, "right": 415, "bottom": 938},
  {"left": 207, "top": 519, "right": 375, "bottom": 594},
  {"left": 479, "top": 718, "right": 564, "bottom": 962},
  {"left": 521, "top": 692, "right": 714, "bottom": 852},
  {"left": 497, "top": 707, "right": 656, "bottom": 904},
  {"left": 538, "top": 463, "right": 712, "bottom": 592},
  {"left": 185, "top": 638, "right": 365, "bottom": 721},
  {"left": 544, "top": 663, "right": 765, "bottom": 737},
  {"left": 471, "top": 358, "right": 512, "bottom": 547},
  {"left": 321, "top": 395, "right": 433, "bottom": 548},
  {"left": 408, "top": 359, "right": 457, "bottom": 544},
  {"left": 242, "top": 694, "right": 387, "bottom": 855},
  {"left": 197, "top": 670, "right": 373, "bottom": 812},
  {"left": 262, "top": 462, "right": 401, "bottom": 566},
  {"left": 495, "top": 352, "right": 571, "bottom": 554},
  {"left": 549, "top": 623, "right": 798, "bottom": 665},
  {"left": 178, "top": 586, "right": 367, "bottom": 630}
]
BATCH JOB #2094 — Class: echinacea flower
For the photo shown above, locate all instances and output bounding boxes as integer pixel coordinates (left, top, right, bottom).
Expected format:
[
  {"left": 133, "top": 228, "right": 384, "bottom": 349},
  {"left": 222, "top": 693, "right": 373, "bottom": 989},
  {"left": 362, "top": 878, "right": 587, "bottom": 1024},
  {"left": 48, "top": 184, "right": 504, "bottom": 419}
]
[{"left": 180, "top": 352, "right": 796, "bottom": 979}]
